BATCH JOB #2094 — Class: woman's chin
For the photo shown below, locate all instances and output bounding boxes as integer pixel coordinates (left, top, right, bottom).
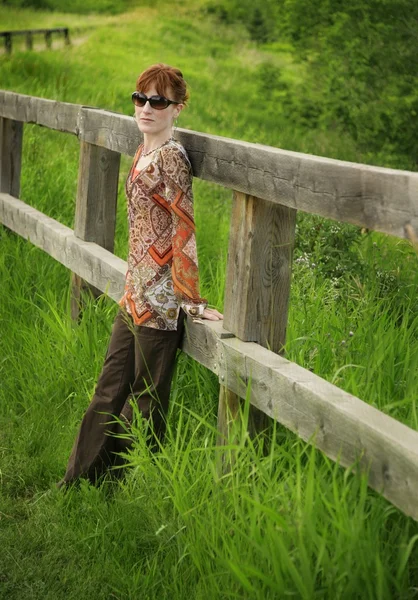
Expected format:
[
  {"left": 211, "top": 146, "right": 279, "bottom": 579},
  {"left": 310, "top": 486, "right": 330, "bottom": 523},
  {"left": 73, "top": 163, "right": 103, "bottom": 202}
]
[{"left": 138, "top": 123, "right": 156, "bottom": 135}]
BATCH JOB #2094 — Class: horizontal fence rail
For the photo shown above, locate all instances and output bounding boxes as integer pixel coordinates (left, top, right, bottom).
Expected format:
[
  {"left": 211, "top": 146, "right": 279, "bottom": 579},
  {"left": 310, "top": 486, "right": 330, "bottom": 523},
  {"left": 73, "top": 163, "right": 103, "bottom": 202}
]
[
  {"left": 1, "top": 90, "right": 418, "bottom": 239},
  {"left": 1, "top": 91, "right": 418, "bottom": 521},
  {"left": 0, "top": 194, "right": 126, "bottom": 300},
  {"left": 0, "top": 28, "right": 70, "bottom": 53}
]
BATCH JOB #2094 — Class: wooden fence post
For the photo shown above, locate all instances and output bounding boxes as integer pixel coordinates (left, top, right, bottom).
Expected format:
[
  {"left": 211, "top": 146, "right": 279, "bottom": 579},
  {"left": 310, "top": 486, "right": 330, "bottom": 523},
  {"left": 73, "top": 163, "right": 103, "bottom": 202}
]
[
  {"left": 0, "top": 117, "right": 23, "bottom": 197},
  {"left": 71, "top": 140, "right": 121, "bottom": 320},
  {"left": 217, "top": 190, "right": 297, "bottom": 467},
  {"left": 26, "top": 33, "right": 33, "bottom": 51},
  {"left": 45, "top": 31, "right": 52, "bottom": 49},
  {"left": 217, "top": 385, "right": 241, "bottom": 474},
  {"left": 64, "top": 28, "right": 70, "bottom": 45},
  {"left": 4, "top": 33, "right": 12, "bottom": 55}
]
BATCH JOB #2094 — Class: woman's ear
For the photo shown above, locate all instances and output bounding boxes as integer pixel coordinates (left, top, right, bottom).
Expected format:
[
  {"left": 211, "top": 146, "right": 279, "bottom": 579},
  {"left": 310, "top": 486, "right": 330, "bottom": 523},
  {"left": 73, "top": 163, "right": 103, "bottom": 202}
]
[{"left": 174, "top": 103, "right": 184, "bottom": 119}]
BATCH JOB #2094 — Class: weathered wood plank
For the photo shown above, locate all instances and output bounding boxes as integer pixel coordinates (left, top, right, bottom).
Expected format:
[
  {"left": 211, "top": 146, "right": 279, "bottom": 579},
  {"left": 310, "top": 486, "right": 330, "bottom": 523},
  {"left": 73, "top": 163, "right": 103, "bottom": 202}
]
[
  {"left": 72, "top": 140, "right": 121, "bottom": 318},
  {"left": 183, "top": 130, "right": 418, "bottom": 237},
  {"left": 0, "top": 193, "right": 125, "bottom": 300},
  {"left": 77, "top": 108, "right": 418, "bottom": 240},
  {"left": 222, "top": 191, "right": 296, "bottom": 449},
  {"left": 0, "top": 117, "right": 23, "bottom": 197},
  {"left": 217, "top": 386, "right": 241, "bottom": 446},
  {"left": 2, "top": 191, "right": 418, "bottom": 519},
  {"left": 224, "top": 191, "right": 296, "bottom": 348},
  {"left": 1, "top": 92, "right": 417, "bottom": 239},
  {"left": 75, "top": 141, "right": 120, "bottom": 250},
  {"left": 0, "top": 91, "right": 80, "bottom": 134},
  {"left": 221, "top": 190, "right": 296, "bottom": 450},
  {"left": 79, "top": 106, "right": 140, "bottom": 157}
]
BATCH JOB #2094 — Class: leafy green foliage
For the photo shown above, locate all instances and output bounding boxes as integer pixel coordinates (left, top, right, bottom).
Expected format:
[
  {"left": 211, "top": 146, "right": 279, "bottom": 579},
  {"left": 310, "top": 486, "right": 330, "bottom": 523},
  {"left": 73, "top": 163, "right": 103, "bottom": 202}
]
[
  {"left": 1, "top": 0, "right": 135, "bottom": 14},
  {"left": 295, "top": 215, "right": 366, "bottom": 280},
  {"left": 207, "top": 0, "right": 418, "bottom": 169}
]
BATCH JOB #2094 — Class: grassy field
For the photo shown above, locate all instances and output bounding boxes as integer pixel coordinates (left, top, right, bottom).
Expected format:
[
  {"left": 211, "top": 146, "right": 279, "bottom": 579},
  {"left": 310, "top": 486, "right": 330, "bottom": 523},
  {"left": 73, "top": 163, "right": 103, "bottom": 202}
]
[{"left": 1, "top": 2, "right": 418, "bottom": 598}]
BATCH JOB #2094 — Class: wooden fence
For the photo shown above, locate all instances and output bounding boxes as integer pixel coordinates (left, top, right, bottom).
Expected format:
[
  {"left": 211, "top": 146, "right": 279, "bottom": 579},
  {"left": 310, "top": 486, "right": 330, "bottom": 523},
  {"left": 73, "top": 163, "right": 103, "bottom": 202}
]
[
  {"left": 1, "top": 90, "right": 418, "bottom": 520},
  {"left": 0, "top": 28, "right": 70, "bottom": 54}
]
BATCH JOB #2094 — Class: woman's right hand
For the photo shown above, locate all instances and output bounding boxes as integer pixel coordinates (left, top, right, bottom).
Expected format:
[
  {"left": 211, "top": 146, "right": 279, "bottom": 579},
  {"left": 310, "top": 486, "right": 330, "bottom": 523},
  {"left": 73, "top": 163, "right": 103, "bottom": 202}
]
[{"left": 202, "top": 308, "right": 223, "bottom": 321}]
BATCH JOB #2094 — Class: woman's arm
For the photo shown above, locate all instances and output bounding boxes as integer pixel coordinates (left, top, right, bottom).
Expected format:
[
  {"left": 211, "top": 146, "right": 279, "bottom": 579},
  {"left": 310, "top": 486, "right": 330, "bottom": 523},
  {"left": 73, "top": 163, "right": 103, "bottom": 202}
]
[{"left": 160, "top": 144, "right": 209, "bottom": 319}]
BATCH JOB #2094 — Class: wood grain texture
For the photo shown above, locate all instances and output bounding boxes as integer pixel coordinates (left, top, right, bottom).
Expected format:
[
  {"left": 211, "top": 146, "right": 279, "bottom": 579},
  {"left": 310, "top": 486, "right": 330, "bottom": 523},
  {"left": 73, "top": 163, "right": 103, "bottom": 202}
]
[
  {"left": 0, "top": 91, "right": 80, "bottom": 134},
  {"left": 75, "top": 141, "right": 120, "bottom": 251},
  {"left": 178, "top": 130, "right": 418, "bottom": 240},
  {"left": 1, "top": 92, "right": 417, "bottom": 239},
  {"left": 78, "top": 111, "right": 418, "bottom": 241},
  {"left": 0, "top": 193, "right": 126, "bottom": 300},
  {"left": 2, "top": 192, "right": 418, "bottom": 519},
  {"left": 222, "top": 190, "right": 296, "bottom": 447},
  {"left": 72, "top": 141, "right": 121, "bottom": 318},
  {"left": 78, "top": 107, "right": 141, "bottom": 157},
  {"left": 181, "top": 319, "right": 234, "bottom": 376},
  {"left": 0, "top": 117, "right": 23, "bottom": 197},
  {"left": 224, "top": 191, "right": 296, "bottom": 349},
  {"left": 217, "top": 386, "right": 241, "bottom": 446}
]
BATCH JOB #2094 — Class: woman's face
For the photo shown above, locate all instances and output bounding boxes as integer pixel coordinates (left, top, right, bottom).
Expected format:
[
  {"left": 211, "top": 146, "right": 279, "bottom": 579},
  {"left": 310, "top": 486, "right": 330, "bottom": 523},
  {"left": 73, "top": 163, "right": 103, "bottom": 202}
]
[{"left": 134, "top": 85, "right": 183, "bottom": 138}]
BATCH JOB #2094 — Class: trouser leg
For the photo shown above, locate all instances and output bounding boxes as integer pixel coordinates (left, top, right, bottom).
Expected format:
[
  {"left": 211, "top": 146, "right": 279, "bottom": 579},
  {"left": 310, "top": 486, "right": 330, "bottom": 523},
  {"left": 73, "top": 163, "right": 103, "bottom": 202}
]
[
  {"left": 62, "top": 310, "right": 185, "bottom": 484},
  {"left": 62, "top": 311, "right": 136, "bottom": 483},
  {"left": 115, "top": 309, "right": 186, "bottom": 452}
]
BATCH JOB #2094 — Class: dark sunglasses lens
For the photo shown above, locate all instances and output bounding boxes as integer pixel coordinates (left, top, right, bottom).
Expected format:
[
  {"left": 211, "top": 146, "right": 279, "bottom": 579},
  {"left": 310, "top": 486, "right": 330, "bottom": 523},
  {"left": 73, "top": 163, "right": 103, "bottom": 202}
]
[
  {"left": 149, "top": 96, "right": 169, "bottom": 110},
  {"left": 132, "top": 92, "right": 147, "bottom": 107}
]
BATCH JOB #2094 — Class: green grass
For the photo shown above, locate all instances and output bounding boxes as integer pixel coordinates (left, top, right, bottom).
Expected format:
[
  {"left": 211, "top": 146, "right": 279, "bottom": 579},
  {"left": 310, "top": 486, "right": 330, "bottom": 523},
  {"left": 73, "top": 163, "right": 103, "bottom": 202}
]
[
  {"left": 1, "top": 2, "right": 418, "bottom": 598},
  {"left": 0, "top": 4, "right": 123, "bottom": 30}
]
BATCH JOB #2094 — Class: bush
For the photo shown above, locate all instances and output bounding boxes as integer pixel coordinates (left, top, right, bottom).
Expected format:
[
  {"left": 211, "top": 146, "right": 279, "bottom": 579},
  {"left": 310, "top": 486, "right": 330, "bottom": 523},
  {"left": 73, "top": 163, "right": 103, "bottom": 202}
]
[
  {"left": 294, "top": 214, "right": 366, "bottom": 281},
  {"left": 1, "top": 0, "right": 134, "bottom": 14},
  {"left": 207, "top": 0, "right": 418, "bottom": 169}
]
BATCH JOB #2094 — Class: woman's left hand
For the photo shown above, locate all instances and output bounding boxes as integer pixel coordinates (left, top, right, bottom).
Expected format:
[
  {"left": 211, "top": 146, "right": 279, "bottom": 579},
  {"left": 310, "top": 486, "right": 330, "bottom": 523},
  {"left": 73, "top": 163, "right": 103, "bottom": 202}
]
[{"left": 202, "top": 307, "right": 223, "bottom": 321}]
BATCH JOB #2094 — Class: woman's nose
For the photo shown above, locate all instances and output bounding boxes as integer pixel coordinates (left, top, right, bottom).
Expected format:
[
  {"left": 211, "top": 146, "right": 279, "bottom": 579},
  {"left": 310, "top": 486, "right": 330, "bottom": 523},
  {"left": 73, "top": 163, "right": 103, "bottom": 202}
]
[{"left": 142, "top": 101, "right": 153, "bottom": 113}]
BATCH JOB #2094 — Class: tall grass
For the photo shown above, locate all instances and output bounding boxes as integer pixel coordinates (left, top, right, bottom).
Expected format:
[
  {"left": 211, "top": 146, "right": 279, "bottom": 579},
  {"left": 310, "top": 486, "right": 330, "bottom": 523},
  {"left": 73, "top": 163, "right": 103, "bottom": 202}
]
[{"left": 1, "top": 3, "right": 418, "bottom": 598}]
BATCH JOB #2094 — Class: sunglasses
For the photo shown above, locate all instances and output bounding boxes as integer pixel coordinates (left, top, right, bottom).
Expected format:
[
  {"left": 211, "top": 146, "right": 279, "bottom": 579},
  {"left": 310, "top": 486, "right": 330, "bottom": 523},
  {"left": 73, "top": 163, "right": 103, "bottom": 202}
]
[{"left": 131, "top": 92, "right": 180, "bottom": 110}]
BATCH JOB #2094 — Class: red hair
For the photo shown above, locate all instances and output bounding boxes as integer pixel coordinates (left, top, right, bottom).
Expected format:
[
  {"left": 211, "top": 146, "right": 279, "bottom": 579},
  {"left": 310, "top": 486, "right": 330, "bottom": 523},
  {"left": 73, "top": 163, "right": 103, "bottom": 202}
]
[{"left": 136, "top": 63, "right": 189, "bottom": 105}]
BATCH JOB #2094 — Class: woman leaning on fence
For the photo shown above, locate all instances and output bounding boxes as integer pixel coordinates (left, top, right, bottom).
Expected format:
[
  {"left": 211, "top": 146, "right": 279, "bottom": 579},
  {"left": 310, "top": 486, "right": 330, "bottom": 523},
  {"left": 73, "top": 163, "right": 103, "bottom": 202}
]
[{"left": 58, "top": 63, "right": 223, "bottom": 488}]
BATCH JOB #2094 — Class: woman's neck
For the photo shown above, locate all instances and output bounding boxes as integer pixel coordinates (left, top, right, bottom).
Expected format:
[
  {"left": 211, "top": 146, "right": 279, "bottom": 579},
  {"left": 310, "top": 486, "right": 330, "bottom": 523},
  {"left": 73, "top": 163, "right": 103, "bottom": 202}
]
[{"left": 142, "top": 132, "right": 173, "bottom": 155}]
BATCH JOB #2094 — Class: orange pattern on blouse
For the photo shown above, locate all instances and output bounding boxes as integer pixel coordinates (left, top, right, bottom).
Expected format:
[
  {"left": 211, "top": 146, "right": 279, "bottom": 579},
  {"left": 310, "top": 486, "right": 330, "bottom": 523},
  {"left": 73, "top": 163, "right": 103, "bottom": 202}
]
[{"left": 119, "top": 140, "right": 207, "bottom": 330}]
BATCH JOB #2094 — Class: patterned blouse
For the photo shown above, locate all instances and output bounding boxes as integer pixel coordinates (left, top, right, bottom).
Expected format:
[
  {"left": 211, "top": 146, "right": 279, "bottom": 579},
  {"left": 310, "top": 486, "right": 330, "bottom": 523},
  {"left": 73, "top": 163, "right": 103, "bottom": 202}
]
[{"left": 119, "top": 139, "right": 207, "bottom": 330}]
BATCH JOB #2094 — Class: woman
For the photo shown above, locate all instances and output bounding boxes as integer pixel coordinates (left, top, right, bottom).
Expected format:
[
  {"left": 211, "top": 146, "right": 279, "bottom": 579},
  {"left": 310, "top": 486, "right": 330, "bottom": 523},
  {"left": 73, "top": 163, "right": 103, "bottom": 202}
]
[{"left": 59, "top": 63, "right": 223, "bottom": 487}]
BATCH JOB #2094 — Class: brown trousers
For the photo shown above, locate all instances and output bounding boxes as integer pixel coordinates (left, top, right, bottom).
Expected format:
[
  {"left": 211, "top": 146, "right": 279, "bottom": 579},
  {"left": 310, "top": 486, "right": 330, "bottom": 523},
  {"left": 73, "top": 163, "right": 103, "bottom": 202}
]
[{"left": 62, "top": 309, "right": 186, "bottom": 485}]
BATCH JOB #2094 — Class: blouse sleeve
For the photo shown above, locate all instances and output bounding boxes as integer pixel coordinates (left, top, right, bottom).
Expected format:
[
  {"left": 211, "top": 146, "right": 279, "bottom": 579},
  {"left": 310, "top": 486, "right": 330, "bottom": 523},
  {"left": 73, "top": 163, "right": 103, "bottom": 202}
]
[{"left": 160, "top": 145, "right": 207, "bottom": 319}]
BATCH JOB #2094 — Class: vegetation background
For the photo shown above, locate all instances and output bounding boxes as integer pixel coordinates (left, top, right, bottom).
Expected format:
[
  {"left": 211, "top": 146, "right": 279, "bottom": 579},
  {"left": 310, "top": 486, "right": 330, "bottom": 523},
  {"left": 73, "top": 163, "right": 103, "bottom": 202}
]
[{"left": 1, "top": 0, "right": 418, "bottom": 598}]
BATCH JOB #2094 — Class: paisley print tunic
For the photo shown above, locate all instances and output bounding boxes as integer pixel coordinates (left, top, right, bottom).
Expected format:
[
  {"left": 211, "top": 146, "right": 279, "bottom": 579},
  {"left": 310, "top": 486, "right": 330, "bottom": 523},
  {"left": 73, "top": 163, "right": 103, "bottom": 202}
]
[{"left": 119, "top": 139, "right": 207, "bottom": 330}]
